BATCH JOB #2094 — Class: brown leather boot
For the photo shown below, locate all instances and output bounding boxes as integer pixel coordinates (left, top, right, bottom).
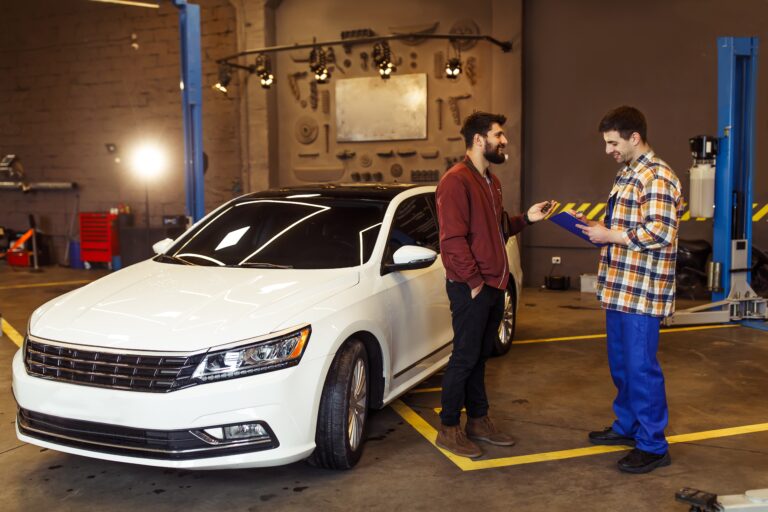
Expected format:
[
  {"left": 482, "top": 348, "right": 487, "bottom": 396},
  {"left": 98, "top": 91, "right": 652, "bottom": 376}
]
[
  {"left": 466, "top": 416, "right": 516, "bottom": 446},
  {"left": 436, "top": 424, "right": 483, "bottom": 458}
]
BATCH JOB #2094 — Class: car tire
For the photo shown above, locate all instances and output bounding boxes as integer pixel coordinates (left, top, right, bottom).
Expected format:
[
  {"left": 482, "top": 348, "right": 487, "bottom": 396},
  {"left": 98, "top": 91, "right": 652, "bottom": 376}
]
[
  {"left": 309, "top": 339, "right": 369, "bottom": 469},
  {"left": 492, "top": 278, "right": 516, "bottom": 357}
]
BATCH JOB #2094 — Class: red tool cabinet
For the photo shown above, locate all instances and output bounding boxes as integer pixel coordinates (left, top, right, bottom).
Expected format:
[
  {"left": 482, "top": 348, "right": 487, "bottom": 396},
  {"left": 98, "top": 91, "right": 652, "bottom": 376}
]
[{"left": 79, "top": 213, "right": 119, "bottom": 268}]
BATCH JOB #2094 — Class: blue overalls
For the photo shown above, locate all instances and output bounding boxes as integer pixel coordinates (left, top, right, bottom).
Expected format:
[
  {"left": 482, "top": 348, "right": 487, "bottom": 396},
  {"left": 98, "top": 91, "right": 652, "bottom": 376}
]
[{"left": 604, "top": 194, "right": 669, "bottom": 455}]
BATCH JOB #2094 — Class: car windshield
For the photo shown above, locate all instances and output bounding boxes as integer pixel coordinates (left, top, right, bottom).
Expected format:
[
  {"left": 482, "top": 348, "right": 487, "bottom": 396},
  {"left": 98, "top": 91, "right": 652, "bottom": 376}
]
[{"left": 160, "top": 196, "right": 388, "bottom": 269}]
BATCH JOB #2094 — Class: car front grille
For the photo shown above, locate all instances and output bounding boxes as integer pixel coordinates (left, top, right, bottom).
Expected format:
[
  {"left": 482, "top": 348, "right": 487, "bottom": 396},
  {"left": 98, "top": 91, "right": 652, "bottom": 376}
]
[
  {"left": 17, "top": 408, "right": 279, "bottom": 460},
  {"left": 24, "top": 337, "right": 206, "bottom": 392}
]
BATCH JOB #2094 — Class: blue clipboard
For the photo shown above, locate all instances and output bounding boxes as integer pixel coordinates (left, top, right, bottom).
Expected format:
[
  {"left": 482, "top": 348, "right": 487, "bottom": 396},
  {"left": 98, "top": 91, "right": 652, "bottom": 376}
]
[{"left": 549, "top": 211, "right": 606, "bottom": 247}]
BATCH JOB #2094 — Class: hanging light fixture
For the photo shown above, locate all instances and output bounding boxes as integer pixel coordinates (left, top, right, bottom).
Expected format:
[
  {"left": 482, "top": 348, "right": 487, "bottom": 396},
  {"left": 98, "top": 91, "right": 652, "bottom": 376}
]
[
  {"left": 213, "top": 64, "right": 232, "bottom": 94},
  {"left": 255, "top": 54, "right": 274, "bottom": 89},
  {"left": 309, "top": 46, "right": 330, "bottom": 84},
  {"left": 445, "top": 43, "right": 462, "bottom": 80},
  {"left": 372, "top": 41, "right": 396, "bottom": 80}
]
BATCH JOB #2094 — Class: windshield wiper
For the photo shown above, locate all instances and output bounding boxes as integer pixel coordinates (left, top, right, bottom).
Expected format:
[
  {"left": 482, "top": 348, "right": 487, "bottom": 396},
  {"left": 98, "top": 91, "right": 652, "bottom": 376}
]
[
  {"left": 235, "top": 262, "right": 294, "bottom": 269},
  {"left": 154, "top": 254, "right": 195, "bottom": 265}
]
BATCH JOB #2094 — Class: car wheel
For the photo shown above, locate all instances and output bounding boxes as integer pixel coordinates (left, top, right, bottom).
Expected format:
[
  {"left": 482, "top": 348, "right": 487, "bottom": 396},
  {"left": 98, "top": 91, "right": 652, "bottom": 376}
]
[
  {"left": 309, "top": 339, "right": 369, "bottom": 469},
  {"left": 493, "top": 279, "right": 516, "bottom": 357}
]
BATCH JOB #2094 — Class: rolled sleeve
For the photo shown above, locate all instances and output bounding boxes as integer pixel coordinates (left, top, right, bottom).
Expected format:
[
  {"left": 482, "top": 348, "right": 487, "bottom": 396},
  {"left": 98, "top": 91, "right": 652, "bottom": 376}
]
[{"left": 624, "top": 176, "right": 681, "bottom": 252}]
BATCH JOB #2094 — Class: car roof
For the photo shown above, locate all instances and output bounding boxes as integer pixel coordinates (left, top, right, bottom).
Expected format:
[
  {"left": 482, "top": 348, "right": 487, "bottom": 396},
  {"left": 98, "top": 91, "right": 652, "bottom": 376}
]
[{"left": 242, "top": 183, "right": 433, "bottom": 202}]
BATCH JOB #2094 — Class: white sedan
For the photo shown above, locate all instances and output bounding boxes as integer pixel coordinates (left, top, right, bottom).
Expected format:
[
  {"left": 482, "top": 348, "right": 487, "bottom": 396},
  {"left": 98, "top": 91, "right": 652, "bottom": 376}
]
[{"left": 13, "top": 184, "right": 522, "bottom": 470}]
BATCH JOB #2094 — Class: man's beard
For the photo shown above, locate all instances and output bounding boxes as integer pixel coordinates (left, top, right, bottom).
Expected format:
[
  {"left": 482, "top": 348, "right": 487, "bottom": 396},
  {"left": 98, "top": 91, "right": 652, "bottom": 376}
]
[{"left": 484, "top": 141, "right": 506, "bottom": 164}]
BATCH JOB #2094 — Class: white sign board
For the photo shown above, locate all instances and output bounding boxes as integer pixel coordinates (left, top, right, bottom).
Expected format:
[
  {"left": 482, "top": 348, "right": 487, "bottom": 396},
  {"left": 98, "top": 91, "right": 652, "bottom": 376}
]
[{"left": 335, "top": 73, "right": 427, "bottom": 142}]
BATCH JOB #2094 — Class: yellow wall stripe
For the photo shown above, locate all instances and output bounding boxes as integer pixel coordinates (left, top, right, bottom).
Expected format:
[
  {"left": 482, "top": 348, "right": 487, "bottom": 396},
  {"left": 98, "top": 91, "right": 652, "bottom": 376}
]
[
  {"left": 754, "top": 204, "right": 768, "bottom": 222},
  {"left": 575, "top": 203, "right": 591, "bottom": 213},
  {"left": 1, "top": 319, "right": 24, "bottom": 347},
  {"left": 586, "top": 203, "right": 605, "bottom": 220},
  {"left": 553, "top": 201, "right": 768, "bottom": 221}
]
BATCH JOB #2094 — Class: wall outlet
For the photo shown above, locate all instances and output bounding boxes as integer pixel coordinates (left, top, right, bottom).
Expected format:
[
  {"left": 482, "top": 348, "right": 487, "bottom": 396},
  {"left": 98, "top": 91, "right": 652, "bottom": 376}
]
[{"left": 552, "top": 256, "right": 561, "bottom": 265}]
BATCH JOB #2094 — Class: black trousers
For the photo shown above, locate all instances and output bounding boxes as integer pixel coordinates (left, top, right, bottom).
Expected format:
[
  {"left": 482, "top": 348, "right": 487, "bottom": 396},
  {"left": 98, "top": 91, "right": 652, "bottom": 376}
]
[{"left": 440, "top": 280, "right": 505, "bottom": 426}]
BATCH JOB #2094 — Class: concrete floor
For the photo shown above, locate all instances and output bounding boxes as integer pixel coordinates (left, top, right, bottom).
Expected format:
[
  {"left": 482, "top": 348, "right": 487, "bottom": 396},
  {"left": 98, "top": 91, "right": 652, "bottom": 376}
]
[{"left": 1, "top": 263, "right": 768, "bottom": 512}]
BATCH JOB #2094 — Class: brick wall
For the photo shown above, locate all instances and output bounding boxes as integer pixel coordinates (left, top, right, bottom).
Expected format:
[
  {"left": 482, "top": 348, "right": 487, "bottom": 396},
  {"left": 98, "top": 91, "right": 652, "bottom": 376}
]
[{"left": 0, "top": 0, "right": 242, "bottom": 263}]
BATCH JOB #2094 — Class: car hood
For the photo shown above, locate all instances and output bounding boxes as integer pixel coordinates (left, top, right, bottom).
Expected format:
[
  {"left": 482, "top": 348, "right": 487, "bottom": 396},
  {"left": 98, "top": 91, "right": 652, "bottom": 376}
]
[{"left": 30, "top": 260, "right": 359, "bottom": 352}]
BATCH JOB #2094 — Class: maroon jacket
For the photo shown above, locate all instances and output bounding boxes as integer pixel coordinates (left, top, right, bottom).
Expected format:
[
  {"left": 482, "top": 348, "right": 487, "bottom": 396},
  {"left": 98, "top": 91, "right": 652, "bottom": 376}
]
[{"left": 436, "top": 157, "right": 526, "bottom": 290}]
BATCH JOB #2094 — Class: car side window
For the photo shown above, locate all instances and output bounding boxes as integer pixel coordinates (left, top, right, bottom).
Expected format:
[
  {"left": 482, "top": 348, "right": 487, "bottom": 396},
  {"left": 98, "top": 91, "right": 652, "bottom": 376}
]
[{"left": 384, "top": 194, "right": 440, "bottom": 263}]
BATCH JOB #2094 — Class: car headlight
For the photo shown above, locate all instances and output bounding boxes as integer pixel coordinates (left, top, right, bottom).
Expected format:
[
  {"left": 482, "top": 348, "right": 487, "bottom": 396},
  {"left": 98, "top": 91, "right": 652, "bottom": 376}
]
[{"left": 192, "top": 326, "right": 311, "bottom": 383}]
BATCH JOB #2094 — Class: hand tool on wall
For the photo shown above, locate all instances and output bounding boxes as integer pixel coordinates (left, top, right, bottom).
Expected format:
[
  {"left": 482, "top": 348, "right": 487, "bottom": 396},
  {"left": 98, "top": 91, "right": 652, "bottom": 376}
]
[
  {"left": 336, "top": 149, "right": 356, "bottom": 160},
  {"left": 310, "top": 81, "right": 318, "bottom": 110},
  {"left": 326, "top": 47, "right": 344, "bottom": 74},
  {"left": 434, "top": 51, "right": 444, "bottom": 79},
  {"left": 466, "top": 56, "right": 477, "bottom": 85},
  {"left": 436, "top": 97, "right": 444, "bottom": 130},
  {"left": 448, "top": 94, "right": 471, "bottom": 125},
  {"left": 288, "top": 71, "right": 308, "bottom": 102},
  {"left": 321, "top": 90, "right": 330, "bottom": 114}
]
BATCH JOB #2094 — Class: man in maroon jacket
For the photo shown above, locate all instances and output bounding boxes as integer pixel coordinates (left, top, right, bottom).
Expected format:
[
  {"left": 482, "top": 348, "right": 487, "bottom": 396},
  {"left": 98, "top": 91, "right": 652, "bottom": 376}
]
[{"left": 435, "top": 111, "right": 550, "bottom": 457}]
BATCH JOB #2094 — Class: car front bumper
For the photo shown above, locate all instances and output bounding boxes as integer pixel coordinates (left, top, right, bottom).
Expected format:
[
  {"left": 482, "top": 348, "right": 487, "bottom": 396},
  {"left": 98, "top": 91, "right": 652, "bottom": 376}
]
[{"left": 12, "top": 349, "right": 329, "bottom": 469}]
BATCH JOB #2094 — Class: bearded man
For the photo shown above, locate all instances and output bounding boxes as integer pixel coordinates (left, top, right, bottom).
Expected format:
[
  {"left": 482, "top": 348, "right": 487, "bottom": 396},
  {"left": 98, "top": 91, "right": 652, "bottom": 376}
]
[{"left": 435, "top": 111, "right": 550, "bottom": 457}]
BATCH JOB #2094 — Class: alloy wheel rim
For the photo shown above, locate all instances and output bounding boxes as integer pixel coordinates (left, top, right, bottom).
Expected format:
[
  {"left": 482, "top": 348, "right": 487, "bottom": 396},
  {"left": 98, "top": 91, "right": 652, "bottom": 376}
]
[
  {"left": 497, "top": 290, "right": 514, "bottom": 346},
  {"left": 347, "top": 357, "right": 367, "bottom": 450}
]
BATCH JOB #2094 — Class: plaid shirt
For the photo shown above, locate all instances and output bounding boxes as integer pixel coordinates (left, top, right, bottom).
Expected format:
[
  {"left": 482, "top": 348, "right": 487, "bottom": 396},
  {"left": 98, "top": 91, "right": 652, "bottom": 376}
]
[{"left": 597, "top": 151, "right": 684, "bottom": 317}]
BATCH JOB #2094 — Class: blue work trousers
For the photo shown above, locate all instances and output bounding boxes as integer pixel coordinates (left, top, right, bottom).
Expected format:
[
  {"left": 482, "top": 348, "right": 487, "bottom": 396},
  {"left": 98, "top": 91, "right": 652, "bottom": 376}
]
[{"left": 606, "top": 309, "right": 669, "bottom": 454}]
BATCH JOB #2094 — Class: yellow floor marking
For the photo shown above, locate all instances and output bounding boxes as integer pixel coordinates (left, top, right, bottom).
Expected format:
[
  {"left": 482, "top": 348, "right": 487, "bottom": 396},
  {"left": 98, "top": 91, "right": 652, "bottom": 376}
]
[
  {"left": 390, "top": 400, "right": 473, "bottom": 468},
  {"left": 392, "top": 398, "right": 768, "bottom": 472},
  {"left": 514, "top": 323, "right": 738, "bottom": 345},
  {"left": 1, "top": 319, "right": 24, "bottom": 347},
  {"left": 0, "top": 279, "right": 92, "bottom": 291},
  {"left": 408, "top": 387, "right": 442, "bottom": 394}
]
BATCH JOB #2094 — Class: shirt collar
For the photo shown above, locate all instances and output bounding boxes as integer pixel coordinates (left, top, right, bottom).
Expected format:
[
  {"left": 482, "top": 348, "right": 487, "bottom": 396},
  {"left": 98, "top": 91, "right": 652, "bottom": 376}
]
[
  {"left": 624, "top": 150, "right": 655, "bottom": 174},
  {"left": 464, "top": 156, "right": 491, "bottom": 179}
]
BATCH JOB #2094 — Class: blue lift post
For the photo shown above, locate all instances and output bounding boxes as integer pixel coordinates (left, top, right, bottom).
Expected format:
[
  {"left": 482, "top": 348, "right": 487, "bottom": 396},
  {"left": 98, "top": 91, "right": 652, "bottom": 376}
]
[
  {"left": 173, "top": 0, "right": 205, "bottom": 223},
  {"left": 666, "top": 36, "right": 767, "bottom": 327},
  {"left": 712, "top": 36, "right": 759, "bottom": 302}
]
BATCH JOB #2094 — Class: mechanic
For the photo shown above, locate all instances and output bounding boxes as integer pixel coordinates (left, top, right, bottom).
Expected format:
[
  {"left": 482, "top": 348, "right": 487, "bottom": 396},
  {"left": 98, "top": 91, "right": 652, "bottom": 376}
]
[
  {"left": 435, "top": 111, "right": 551, "bottom": 458},
  {"left": 577, "top": 105, "right": 684, "bottom": 473}
]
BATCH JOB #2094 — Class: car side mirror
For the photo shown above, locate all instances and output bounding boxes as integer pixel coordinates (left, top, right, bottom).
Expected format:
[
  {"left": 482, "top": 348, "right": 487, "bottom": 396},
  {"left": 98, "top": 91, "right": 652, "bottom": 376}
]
[
  {"left": 383, "top": 245, "right": 437, "bottom": 274},
  {"left": 152, "top": 238, "right": 174, "bottom": 255}
]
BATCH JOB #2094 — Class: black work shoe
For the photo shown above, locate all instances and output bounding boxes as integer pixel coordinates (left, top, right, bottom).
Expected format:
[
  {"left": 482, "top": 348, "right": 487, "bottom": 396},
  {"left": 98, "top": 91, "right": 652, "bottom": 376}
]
[
  {"left": 588, "top": 427, "right": 636, "bottom": 446},
  {"left": 617, "top": 448, "right": 671, "bottom": 474}
]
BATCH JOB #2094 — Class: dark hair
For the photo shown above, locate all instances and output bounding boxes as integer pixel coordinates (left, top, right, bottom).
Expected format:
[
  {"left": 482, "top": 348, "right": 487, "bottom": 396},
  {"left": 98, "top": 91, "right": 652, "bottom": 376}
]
[
  {"left": 461, "top": 111, "right": 507, "bottom": 149},
  {"left": 598, "top": 106, "right": 647, "bottom": 142}
]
